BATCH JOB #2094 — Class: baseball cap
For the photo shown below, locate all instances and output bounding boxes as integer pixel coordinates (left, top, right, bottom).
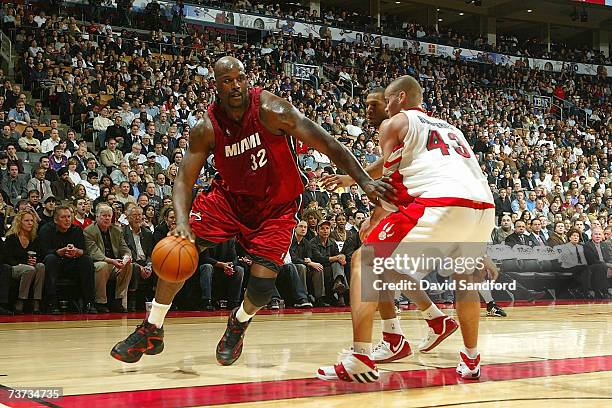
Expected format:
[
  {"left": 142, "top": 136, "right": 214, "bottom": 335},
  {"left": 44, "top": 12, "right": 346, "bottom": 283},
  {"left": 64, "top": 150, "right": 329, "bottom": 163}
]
[
  {"left": 44, "top": 196, "right": 58, "bottom": 204},
  {"left": 318, "top": 219, "right": 332, "bottom": 228},
  {"left": 147, "top": 152, "right": 157, "bottom": 158}
]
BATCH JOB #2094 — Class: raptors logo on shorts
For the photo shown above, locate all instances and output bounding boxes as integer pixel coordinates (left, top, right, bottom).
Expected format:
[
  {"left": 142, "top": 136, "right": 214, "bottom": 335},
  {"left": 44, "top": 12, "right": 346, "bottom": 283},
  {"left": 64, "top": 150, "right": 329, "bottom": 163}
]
[{"left": 378, "top": 223, "right": 396, "bottom": 241}]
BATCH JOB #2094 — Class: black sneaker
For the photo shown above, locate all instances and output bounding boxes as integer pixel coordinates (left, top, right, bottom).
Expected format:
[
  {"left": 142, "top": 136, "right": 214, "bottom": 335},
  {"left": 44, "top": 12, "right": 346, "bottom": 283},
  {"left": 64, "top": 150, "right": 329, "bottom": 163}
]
[
  {"left": 314, "top": 297, "right": 330, "bottom": 307},
  {"left": 201, "top": 299, "right": 215, "bottom": 311},
  {"left": 84, "top": 302, "right": 98, "bottom": 314},
  {"left": 486, "top": 301, "right": 507, "bottom": 317},
  {"left": 110, "top": 320, "right": 164, "bottom": 363},
  {"left": 0, "top": 305, "right": 13, "bottom": 315},
  {"left": 294, "top": 299, "right": 313, "bottom": 308},
  {"left": 96, "top": 303, "right": 110, "bottom": 313},
  {"left": 268, "top": 298, "right": 282, "bottom": 310},
  {"left": 216, "top": 308, "right": 251, "bottom": 366}
]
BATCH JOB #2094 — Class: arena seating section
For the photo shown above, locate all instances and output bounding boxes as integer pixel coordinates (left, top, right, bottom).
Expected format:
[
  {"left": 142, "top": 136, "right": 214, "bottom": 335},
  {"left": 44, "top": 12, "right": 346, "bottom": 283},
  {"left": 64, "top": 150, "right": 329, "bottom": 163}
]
[{"left": 0, "top": 0, "right": 609, "bottom": 314}]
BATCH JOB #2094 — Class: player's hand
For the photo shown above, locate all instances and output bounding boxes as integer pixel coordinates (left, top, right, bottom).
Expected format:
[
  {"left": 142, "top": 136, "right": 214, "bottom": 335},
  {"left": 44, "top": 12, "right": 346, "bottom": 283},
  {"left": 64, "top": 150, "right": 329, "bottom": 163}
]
[
  {"left": 321, "top": 174, "right": 353, "bottom": 189},
  {"left": 361, "top": 178, "right": 396, "bottom": 204},
  {"left": 170, "top": 222, "right": 196, "bottom": 243}
]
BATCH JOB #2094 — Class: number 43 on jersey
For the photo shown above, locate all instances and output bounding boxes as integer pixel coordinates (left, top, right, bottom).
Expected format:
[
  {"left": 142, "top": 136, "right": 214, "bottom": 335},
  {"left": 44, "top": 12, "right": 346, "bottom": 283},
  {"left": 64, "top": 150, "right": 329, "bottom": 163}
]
[{"left": 426, "top": 130, "right": 471, "bottom": 158}]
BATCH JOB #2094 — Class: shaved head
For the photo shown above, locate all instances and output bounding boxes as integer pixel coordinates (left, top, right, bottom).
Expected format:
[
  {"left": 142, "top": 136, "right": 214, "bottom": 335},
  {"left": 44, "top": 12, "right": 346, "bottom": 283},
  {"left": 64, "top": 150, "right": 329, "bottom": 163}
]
[
  {"left": 386, "top": 76, "right": 423, "bottom": 104},
  {"left": 214, "top": 56, "right": 245, "bottom": 80},
  {"left": 384, "top": 75, "right": 423, "bottom": 117},
  {"left": 214, "top": 56, "right": 249, "bottom": 112}
]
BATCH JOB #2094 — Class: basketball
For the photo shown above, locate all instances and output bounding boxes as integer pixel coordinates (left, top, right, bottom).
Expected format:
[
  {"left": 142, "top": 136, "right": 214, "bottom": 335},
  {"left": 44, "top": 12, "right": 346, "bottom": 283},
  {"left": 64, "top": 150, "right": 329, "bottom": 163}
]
[{"left": 151, "top": 235, "right": 199, "bottom": 283}]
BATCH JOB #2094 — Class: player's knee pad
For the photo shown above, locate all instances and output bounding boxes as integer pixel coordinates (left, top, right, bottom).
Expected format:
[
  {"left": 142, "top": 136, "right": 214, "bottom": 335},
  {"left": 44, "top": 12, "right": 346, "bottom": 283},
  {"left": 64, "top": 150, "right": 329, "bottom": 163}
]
[{"left": 246, "top": 276, "right": 276, "bottom": 307}]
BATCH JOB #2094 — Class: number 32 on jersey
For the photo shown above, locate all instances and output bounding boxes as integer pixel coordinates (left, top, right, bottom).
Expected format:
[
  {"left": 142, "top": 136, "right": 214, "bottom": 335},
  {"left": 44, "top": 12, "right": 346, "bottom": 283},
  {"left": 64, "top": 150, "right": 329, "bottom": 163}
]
[
  {"left": 250, "top": 148, "right": 268, "bottom": 171},
  {"left": 426, "top": 130, "right": 471, "bottom": 158}
]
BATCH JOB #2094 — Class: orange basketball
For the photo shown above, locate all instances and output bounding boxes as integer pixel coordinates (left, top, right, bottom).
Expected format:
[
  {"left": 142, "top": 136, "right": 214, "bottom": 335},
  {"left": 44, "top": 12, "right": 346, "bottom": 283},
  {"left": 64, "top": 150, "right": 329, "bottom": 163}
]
[{"left": 152, "top": 235, "right": 199, "bottom": 283}]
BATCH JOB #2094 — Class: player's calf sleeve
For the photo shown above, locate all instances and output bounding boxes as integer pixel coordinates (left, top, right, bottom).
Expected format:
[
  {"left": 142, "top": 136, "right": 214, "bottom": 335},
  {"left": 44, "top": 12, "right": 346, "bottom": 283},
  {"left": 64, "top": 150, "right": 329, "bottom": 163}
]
[{"left": 245, "top": 276, "right": 277, "bottom": 308}]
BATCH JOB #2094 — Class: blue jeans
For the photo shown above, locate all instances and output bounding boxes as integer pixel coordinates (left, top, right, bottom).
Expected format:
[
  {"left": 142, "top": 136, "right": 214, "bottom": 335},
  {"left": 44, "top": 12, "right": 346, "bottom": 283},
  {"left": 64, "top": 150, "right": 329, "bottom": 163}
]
[
  {"left": 273, "top": 264, "right": 310, "bottom": 303},
  {"left": 199, "top": 264, "right": 244, "bottom": 303}
]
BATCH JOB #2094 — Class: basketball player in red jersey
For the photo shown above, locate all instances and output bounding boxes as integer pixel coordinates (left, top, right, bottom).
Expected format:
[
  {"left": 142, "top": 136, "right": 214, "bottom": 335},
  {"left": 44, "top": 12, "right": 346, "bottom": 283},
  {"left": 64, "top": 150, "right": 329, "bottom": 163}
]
[
  {"left": 329, "top": 88, "right": 458, "bottom": 364},
  {"left": 111, "top": 56, "right": 394, "bottom": 365}
]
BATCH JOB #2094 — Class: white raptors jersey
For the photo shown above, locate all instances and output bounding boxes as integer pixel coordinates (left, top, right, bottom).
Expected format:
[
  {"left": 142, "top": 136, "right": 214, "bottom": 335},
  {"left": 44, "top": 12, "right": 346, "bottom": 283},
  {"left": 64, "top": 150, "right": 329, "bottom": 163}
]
[{"left": 381, "top": 108, "right": 494, "bottom": 212}]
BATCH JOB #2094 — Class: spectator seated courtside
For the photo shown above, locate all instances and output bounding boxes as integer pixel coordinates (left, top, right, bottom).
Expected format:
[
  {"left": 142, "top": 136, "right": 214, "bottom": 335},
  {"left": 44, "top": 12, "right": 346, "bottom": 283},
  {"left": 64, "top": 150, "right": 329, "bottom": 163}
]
[{"left": 84, "top": 203, "right": 133, "bottom": 313}]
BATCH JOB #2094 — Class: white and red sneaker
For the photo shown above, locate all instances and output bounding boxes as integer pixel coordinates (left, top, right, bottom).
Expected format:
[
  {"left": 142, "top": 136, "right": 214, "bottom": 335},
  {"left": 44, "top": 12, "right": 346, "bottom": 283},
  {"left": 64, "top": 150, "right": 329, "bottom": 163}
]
[
  {"left": 317, "top": 353, "right": 379, "bottom": 383},
  {"left": 456, "top": 351, "right": 481, "bottom": 379},
  {"left": 418, "top": 315, "right": 459, "bottom": 353},
  {"left": 372, "top": 332, "right": 412, "bottom": 363}
]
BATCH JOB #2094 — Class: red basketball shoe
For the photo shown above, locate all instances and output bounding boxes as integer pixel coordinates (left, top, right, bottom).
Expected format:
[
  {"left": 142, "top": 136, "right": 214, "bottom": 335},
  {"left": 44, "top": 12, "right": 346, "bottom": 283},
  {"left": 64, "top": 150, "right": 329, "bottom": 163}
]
[
  {"left": 456, "top": 351, "right": 481, "bottom": 379},
  {"left": 317, "top": 353, "right": 379, "bottom": 383},
  {"left": 372, "top": 332, "right": 412, "bottom": 363},
  {"left": 418, "top": 315, "right": 459, "bottom": 353}
]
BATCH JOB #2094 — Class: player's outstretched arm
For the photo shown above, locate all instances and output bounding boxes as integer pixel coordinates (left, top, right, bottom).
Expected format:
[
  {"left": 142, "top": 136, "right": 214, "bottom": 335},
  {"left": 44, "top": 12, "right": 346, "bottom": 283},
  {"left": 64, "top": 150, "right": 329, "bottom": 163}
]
[
  {"left": 172, "top": 115, "right": 215, "bottom": 242},
  {"left": 321, "top": 118, "right": 396, "bottom": 189},
  {"left": 259, "top": 91, "right": 395, "bottom": 203}
]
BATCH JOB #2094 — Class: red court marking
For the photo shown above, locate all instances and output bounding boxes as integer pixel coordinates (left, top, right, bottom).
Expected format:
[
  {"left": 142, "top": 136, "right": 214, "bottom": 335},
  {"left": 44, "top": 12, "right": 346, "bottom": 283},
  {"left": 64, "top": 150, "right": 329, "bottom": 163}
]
[
  {"left": 0, "top": 299, "right": 608, "bottom": 324},
  {"left": 2, "top": 355, "right": 610, "bottom": 408}
]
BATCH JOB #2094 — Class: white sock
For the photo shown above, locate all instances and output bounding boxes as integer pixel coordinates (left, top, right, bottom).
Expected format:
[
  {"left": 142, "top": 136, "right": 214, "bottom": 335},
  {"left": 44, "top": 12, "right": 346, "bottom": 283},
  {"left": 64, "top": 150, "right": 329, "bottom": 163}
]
[
  {"left": 353, "top": 342, "right": 372, "bottom": 357},
  {"left": 382, "top": 318, "right": 403, "bottom": 335},
  {"left": 236, "top": 303, "right": 255, "bottom": 323},
  {"left": 463, "top": 346, "right": 478, "bottom": 359},
  {"left": 479, "top": 288, "right": 494, "bottom": 303},
  {"left": 421, "top": 303, "right": 445, "bottom": 320},
  {"left": 147, "top": 299, "right": 171, "bottom": 328}
]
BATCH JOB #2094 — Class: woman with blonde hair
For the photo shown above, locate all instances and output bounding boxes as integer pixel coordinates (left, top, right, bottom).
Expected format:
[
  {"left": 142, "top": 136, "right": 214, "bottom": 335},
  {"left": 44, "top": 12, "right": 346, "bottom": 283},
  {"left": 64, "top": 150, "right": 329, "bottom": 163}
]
[
  {"left": 166, "top": 163, "right": 179, "bottom": 186},
  {"left": 4, "top": 211, "right": 45, "bottom": 314}
]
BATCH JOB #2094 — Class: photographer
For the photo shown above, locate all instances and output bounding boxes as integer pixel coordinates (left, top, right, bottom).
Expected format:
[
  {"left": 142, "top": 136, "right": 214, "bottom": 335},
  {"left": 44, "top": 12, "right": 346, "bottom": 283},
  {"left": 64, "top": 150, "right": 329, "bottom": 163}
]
[
  {"left": 144, "top": 0, "right": 162, "bottom": 31},
  {"left": 116, "top": 0, "right": 133, "bottom": 28},
  {"left": 89, "top": 0, "right": 103, "bottom": 23},
  {"left": 171, "top": 0, "right": 185, "bottom": 33}
]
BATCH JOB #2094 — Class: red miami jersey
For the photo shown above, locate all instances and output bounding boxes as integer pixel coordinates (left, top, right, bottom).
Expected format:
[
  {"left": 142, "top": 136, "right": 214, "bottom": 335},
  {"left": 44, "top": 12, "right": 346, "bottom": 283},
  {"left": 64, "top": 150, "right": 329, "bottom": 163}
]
[{"left": 208, "top": 87, "right": 305, "bottom": 208}]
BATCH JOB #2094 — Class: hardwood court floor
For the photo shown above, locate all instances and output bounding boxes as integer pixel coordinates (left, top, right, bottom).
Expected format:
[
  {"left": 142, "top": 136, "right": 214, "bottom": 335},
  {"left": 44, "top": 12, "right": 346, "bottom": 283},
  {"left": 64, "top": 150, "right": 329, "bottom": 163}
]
[{"left": 0, "top": 301, "right": 610, "bottom": 408}]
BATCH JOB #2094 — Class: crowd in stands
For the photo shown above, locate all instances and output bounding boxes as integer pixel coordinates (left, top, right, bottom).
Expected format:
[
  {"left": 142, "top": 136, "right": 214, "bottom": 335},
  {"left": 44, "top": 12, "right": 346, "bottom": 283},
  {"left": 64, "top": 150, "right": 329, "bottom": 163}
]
[
  {"left": 216, "top": 0, "right": 610, "bottom": 64},
  {"left": 4, "top": 1, "right": 609, "bottom": 65},
  {"left": 0, "top": 1, "right": 610, "bottom": 315}
]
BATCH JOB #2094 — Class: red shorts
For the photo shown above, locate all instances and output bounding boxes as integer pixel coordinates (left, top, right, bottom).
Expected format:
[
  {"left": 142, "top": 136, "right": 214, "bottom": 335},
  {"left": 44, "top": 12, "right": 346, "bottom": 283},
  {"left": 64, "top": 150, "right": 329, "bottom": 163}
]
[{"left": 189, "top": 188, "right": 299, "bottom": 267}]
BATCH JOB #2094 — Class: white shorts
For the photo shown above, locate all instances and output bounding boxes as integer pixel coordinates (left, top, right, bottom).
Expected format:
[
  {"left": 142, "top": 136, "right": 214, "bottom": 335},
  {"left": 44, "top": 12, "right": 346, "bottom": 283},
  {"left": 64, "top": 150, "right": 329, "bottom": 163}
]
[{"left": 365, "top": 198, "right": 495, "bottom": 278}]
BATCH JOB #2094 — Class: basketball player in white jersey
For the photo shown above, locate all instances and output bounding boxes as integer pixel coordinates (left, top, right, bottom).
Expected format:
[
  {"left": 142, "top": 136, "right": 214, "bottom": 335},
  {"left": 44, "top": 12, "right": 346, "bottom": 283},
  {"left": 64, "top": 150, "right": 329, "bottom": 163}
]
[
  {"left": 317, "top": 75, "right": 495, "bottom": 382},
  {"left": 327, "top": 88, "right": 459, "bottom": 363}
]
